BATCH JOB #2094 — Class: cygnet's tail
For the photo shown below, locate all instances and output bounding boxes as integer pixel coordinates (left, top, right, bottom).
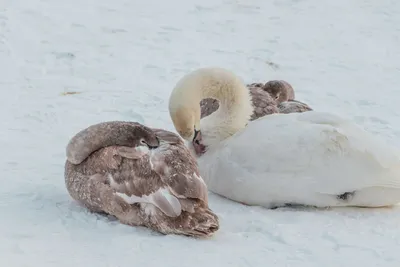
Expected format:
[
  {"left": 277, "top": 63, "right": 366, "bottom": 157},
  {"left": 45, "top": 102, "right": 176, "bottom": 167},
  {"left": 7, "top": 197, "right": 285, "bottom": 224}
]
[{"left": 172, "top": 206, "right": 220, "bottom": 238}]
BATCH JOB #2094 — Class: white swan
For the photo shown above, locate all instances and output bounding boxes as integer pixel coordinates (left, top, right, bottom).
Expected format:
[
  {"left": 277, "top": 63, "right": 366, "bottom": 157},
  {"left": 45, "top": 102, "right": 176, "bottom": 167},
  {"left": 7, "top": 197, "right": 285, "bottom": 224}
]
[{"left": 168, "top": 67, "right": 400, "bottom": 209}]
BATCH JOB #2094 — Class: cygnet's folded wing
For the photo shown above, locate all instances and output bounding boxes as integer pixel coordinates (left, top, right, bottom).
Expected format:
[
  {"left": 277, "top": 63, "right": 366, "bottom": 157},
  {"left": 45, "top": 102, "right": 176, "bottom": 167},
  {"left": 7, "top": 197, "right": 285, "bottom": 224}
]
[
  {"left": 278, "top": 100, "right": 313, "bottom": 114},
  {"left": 108, "top": 135, "right": 208, "bottom": 218},
  {"left": 148, "top": 139, "right": 209, "bottom": 205},
  {"left": 151, "top": 128, "right": 183, "bottom": 145},
  {"left": 248, "top": 86, "right": 280, "bottom": 120}
]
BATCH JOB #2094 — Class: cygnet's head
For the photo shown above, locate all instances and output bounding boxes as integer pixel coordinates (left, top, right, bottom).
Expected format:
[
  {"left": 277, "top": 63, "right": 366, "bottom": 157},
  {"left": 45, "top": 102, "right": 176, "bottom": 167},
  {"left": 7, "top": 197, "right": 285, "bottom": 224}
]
[
  {"left": 134, "top": 124, "right": 161, "bottom": 149},
  {"left": 263, "top": 80, "right": 295, "bottom": 103},
  {"left": 66, "top": 121, "right": 160, "bottom": 165}
]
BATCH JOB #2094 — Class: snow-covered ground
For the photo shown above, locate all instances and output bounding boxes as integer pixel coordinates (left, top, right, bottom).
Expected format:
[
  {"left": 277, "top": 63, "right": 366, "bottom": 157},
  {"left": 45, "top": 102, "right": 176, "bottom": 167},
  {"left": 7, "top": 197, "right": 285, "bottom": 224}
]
[{"left": 1, "top": 0, "right": 400, "bottom": 266}]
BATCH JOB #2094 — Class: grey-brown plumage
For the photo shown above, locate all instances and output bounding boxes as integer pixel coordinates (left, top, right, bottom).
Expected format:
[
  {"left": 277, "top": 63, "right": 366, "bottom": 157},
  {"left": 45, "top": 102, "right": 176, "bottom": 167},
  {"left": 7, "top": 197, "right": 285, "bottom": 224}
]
[
  {"left": 278, "top": 100, "right": 313, "bottom": 114},
  {"left": 248, "top": 83, "right": 280, "bottom": 120},
  {"left": 64, "top": 121, "right": 219, "bottom": 237},
  {"left": 262, "top": 80, "right": 295, "bottom": 103},
  {"left": 66, "top": 121, "right": 160, "bottom": 165},
  {"left": 200, "top": 80, "right": 312, "bottom": 121},
  {"left": 263, "top": 80, "right": 313, "bottom": 114}
]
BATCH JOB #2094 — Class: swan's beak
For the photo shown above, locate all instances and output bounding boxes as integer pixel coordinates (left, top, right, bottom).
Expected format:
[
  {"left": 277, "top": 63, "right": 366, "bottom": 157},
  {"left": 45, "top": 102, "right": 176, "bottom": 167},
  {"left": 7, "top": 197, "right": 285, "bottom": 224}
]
[
  {"left": 192, "top": 130, "right": 206, "bottom": 156},
  {"left": 193, "top": 129, "right": 201, "bottom": 142}
]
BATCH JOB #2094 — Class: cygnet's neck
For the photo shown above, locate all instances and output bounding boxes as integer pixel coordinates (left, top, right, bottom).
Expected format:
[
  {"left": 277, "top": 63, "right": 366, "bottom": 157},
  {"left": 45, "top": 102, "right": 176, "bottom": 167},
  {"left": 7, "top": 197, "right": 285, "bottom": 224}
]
[{"left": 178, "top": 68, "right": 254, "bottom": 147}]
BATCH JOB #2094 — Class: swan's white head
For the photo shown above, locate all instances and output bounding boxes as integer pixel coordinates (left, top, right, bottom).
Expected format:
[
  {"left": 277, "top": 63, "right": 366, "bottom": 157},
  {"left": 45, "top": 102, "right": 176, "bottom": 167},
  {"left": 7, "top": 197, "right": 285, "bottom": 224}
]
[
  {"left": 169, "top": 104, "right": 201, "bottom": 141},
  {"left": 168, "top": 67, "right": 253, "bottom": 156}
]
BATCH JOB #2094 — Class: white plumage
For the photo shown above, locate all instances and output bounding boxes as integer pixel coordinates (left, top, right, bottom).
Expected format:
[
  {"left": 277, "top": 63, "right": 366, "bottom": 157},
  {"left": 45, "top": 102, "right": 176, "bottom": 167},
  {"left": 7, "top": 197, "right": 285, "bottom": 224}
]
[
  {"left": 169, "top": 67, "right": 400, "bottom": 209},
  {"left": 198, "top": 111, "right": 400, "bottom": 208}
]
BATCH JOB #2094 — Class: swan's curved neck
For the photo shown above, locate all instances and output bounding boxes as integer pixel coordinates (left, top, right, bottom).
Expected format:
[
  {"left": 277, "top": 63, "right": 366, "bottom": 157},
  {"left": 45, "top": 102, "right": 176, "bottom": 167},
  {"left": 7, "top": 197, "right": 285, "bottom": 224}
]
[
  {"left": 169, "top": 68, "right": 254, "bottom": 147},
  {"left": 192, "top": 69, "right": 254, "bottom": 146}
]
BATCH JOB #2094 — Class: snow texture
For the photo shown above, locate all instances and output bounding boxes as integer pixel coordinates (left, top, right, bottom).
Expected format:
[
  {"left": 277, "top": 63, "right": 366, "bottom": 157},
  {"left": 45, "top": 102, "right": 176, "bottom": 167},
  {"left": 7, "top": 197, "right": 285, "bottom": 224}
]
[{"left": 1, "top": 0, "right": 400, "bottom": 266}]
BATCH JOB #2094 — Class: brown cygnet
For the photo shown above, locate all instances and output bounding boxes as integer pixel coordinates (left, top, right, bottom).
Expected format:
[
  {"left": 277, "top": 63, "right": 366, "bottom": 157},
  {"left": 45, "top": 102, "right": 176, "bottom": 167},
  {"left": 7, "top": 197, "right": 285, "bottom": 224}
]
[{"left": 64, "top": 121, "right": 219, "bottom": 237}]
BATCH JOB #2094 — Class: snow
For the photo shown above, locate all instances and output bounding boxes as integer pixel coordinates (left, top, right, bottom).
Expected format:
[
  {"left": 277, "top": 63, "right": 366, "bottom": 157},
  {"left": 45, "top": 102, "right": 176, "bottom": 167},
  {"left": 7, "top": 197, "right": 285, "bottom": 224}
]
[{"left": 1, "top": 0, "right": 400, "bottom": 266}]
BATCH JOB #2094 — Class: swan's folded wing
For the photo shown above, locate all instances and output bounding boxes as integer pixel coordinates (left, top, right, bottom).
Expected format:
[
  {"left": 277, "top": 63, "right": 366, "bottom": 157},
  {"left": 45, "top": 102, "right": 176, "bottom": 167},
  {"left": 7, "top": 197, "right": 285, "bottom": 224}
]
[
  {"left": 148, "top": 129, "right": 208, "bottom": 203},
  {"left": 107, "top": 146, "right": 184, "bottom": 217},
  {"left": 149, "top": 143, "right": 209, "bottom": 205},
  {"left": 227, "top": 111, "right": 400, "bottom": 195},
  {"left": 115, "top": 188, "right": 182, "bottom": 217},
  {"left": 151, "top": 128, "right": 184, "bottom": 145},
  {"left": 248, "top": 86, "right": 279, "bottom": 119},
  {"left": 110, "top": 144, "right": 204, "bottom": 218}
]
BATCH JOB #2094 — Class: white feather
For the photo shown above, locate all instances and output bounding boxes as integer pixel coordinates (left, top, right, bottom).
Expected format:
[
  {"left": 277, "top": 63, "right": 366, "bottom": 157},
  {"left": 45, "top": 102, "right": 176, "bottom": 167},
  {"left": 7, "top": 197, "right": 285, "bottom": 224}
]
[
  {"left": 109, "top": 174, "right": 182, "bottom": 217},
  {"left": 198, "top": 111, "right": 400, "bottom": 208},
  {"left": 115, "top": 187, "right": 182, "bottom": 217},
  {"left": 168, "top": 67, "right": 400, "bottom": 208}
]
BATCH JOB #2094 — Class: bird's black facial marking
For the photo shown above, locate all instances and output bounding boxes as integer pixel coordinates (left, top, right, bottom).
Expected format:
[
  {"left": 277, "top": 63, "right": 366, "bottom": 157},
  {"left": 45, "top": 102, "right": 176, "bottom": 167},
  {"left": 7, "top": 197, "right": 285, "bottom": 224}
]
[
  {"left": 147, "top": 144, "right": 158, "bottom": 149},
  {"left": 192, "top": 129, "right": 206, "bottom": 156},
  {"left": 336, "top": 191, "right": 355, "bottom": 201},
  {"left": 140, "top": 137, "right": 160, "bottom": 149},
  {"left": 193, "top": 129, "right": 200, "bottom": 144}
]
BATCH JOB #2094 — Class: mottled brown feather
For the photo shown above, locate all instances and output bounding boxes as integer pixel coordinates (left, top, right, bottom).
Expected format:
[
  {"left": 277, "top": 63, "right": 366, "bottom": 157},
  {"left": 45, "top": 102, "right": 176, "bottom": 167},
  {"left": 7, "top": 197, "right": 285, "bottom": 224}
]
[
  {"left": 148, "top": 141, "right": 208, "bottom": 204},
  {"left": 66, "top": 121, "right": 159, "bottom": 164},
  {"left": 248, "top": 85, "right": 280, "bottom": 120},
  {"left": 278, "top": 99, "right": 313, "bottom": 114},
  {"left": 200, "top": 80, "right": 312, "bottom": 121},
  {"left": 64, "top": 121, "right": 219, "bottom": 237}
]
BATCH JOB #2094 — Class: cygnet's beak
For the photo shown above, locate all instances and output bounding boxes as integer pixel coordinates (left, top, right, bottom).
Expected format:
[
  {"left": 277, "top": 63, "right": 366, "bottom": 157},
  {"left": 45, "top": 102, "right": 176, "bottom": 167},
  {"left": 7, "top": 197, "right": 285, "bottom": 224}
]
[
  {"left": 146, "top": 137, "right": 160, "bottom": 149},
  {"left": 192, "top": 130, "right": 206, "bottom": 156}
]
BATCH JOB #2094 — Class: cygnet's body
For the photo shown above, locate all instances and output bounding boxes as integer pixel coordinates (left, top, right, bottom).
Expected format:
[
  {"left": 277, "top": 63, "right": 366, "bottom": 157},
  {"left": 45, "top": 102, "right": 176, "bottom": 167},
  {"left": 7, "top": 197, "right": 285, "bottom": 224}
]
[
  {"left": 64, "top": 121, "right": 219, "bottom": 237},
  {"left": 200, "top": 80, "right": 312, "bottom": 120}
]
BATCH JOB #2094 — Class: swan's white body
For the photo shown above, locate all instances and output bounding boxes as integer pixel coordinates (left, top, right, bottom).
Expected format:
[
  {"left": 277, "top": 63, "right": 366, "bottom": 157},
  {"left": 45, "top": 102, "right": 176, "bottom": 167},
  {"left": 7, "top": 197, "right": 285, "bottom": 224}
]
[
  {"left": 198, "top": 111, "right": 400, "bottom": 208},
  {"left": 169, "top": 67, "right": 400, "bottom": 208}
]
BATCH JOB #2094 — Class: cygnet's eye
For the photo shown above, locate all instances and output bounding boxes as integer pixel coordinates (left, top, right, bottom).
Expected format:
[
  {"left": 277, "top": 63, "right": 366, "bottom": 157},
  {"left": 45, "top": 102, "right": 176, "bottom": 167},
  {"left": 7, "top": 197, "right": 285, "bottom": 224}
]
[
  {"left": 275, "top": 94, "right": 280, "bottom": 99},
  {"left": 140, "top": 139, "right": 147, "bottom": 145}
]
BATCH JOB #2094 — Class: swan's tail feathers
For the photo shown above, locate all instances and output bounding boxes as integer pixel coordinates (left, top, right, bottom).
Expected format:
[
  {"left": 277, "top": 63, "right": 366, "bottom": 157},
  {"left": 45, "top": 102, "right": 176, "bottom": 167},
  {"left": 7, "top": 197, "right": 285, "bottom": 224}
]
[
  {"left": 346, "top": 187, "right": 400, "bottom": 208},
  {"left": 346, "top": 167, "right": 400, "bottom": 207},
  {"left": 373, "top": 165, "right": 400, "bottom": 189}
]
